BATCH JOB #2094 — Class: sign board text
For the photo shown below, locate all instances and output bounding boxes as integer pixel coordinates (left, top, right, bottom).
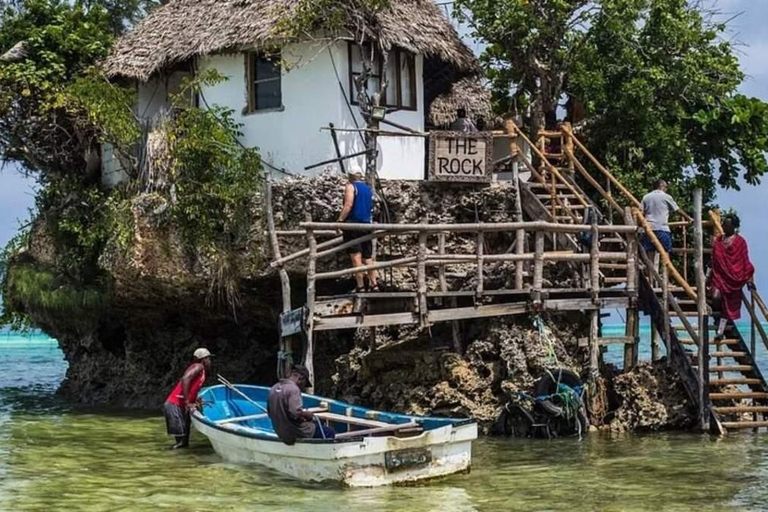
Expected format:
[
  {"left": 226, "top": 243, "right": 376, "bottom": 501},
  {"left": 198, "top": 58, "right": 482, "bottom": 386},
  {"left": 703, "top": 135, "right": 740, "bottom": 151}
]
[{"left": 428, "top": 132, "right": 493, "bottom": 183}]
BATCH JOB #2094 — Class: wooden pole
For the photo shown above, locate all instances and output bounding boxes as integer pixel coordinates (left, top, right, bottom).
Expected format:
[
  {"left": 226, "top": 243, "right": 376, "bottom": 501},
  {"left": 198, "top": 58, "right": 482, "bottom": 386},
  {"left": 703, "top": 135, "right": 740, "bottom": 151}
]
[
  {"left": 625, "top": 208, "right": 640, "bottom": 365},
  {"left": 693, "top": 189, "right": 709, "bottom": 431},
  {"left": 533, "top": 231, "right": 545, "bottom": 305},
  {"left": 563, "top": 122, "right": 575, "bottom": 173},
  {"left": 662, "top": 264, "right": 670, "bottom": 362},
  {"left": 506, "top": 118, "right": 526, "bottom": 290},
  {"left": 590, "top": 216, "right": 600, "bottom": 299},
  {"left": 417, "top": 232, "right": 429, "bottom": 328},
  {"left": 589, "top": 309, "right": 600, "bottom": 380},
  {"left": 305, "top": 223, "right": 317, "bottom": 393},
  {"left": 476, "top": 231, "right": 485, "bottom": 298},
  {"left": 328, "top": 123, "right": 346, "bottom": 174},
  {"left": 266, "top": 180, "right": 293, "bottom": 378},
  {"left": 438, "top": 232, "right": 462, "bottom": 353}
]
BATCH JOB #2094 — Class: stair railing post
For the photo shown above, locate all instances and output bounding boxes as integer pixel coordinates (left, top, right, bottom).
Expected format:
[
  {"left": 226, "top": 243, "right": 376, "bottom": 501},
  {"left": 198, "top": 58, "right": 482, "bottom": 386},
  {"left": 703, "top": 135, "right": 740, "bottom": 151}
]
[
  {"left": 751, "top": 293, "right": 757, "bottom": 357},
  {"left": 563, "top": 122, "right": 575, "bottom": 174},
  {"left": 694, "top": 189, "right": 709, "bottom": 431}
]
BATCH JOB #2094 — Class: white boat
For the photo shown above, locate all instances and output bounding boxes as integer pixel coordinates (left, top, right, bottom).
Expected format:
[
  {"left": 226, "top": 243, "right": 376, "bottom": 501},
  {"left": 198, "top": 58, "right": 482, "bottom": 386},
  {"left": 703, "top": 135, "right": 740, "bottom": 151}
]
[{"left": 191, "top": 384, "right": 477, "bottom": 487}]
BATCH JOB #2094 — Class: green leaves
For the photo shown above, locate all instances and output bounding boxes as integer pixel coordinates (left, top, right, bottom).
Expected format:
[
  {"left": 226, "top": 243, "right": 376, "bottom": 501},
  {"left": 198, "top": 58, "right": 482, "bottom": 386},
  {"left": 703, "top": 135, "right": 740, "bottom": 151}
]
[
  {"left": 458, "top": 0, "right": 768, "bottom": 202},
  {"left": 166, "top": 71, "right": 263, "bottom": 251}
]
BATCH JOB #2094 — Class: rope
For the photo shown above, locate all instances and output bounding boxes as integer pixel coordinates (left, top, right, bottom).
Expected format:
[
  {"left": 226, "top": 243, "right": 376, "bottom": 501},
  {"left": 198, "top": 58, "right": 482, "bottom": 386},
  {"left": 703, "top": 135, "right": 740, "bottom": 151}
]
[{"left": 535, "top": 315, "right": 559, "bottom": 366}]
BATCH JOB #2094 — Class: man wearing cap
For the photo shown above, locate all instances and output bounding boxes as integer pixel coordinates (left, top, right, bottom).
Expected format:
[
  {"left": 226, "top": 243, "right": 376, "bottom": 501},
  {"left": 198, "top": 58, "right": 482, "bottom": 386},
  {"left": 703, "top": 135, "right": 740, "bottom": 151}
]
[
  {"left": 337, "top": 170, "right": 379, "bottom": 293},
  {"left": 267, "top": 365, "right": 335, "bottom": 445},
  {"left": 163, "top": 348, "right": 212, "bottom": 449}
]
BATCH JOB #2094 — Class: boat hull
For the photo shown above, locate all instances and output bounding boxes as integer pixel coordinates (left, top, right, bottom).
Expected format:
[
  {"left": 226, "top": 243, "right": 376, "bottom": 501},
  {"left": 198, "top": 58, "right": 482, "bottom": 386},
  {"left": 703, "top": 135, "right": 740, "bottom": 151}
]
[
  {"left": 193, "top": 416, "right": 475, "bottom": 486},
  {"left": 191, "top": 384, "right": 477, "bottom": 486}
]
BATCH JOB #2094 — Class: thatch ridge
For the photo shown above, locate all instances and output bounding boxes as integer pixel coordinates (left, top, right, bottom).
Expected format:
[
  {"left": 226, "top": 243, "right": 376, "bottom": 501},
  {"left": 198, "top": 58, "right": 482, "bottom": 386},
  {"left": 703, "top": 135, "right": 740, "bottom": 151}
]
[
  {"left": 104, "top": 0, "right": 478, "bottom": 81},
  {"left": 428, "top": 76, "right": 492, "bottom": 127}
]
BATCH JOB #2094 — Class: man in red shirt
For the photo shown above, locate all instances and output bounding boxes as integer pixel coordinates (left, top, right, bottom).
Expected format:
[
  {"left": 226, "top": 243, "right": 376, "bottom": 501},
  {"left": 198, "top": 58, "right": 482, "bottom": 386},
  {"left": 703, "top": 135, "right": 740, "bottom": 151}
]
[{"left": 164, "top": 348, "right": 212, "bottom": 449}]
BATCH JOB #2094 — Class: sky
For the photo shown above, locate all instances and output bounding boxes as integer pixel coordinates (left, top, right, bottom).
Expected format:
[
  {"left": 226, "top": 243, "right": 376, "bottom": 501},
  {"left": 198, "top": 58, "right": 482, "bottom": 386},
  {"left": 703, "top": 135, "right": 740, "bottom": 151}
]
[{"left": 1, "top": 0, "right": 767, "bottom": 287}]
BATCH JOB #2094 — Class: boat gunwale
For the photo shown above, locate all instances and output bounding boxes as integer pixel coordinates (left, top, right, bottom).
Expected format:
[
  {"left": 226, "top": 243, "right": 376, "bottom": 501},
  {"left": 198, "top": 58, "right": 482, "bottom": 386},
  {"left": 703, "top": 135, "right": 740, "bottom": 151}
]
[{"left": 194, "top": 384, "right": 476, "bottom": 445}]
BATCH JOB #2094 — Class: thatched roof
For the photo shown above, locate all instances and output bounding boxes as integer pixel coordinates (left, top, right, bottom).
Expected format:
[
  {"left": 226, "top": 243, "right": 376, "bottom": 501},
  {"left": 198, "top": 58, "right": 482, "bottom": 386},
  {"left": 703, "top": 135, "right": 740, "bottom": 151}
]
[
  {"left": 428, "top": 76, "right": 492, "bottom": 127},
  {"left": 104, "top": 0, "right": 478, "bottom": 81},
  {"left": 0, "top": 41, "right": 29, "bottom": 63}
]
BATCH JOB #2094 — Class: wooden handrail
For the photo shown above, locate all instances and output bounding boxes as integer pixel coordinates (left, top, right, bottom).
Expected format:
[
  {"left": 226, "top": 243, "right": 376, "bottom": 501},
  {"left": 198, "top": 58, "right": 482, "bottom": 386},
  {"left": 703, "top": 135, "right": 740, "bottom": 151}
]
[
  {"left": 633, "top": 208, "right": 697, "bottom": 300},
  {"left": 299, "top": 221, "right": 638, "bottom": 234},
  {"left": 509, "top": 122, "right": 591, "bottom": 209},
  {"left": 561, "top": 125, "right": 642, "bottom": 209},
  {"left": 742, "top": 290, "right": 768, "bottom": 354},
  {"left": 708, "top": 209, "right": 724, "bottom": 237}
]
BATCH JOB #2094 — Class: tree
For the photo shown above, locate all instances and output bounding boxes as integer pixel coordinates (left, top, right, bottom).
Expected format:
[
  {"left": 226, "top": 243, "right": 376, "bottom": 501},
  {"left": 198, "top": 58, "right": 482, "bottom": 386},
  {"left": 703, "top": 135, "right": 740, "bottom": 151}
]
[{"left": 455, "top": 0, "right": 768, "bottom": 200}]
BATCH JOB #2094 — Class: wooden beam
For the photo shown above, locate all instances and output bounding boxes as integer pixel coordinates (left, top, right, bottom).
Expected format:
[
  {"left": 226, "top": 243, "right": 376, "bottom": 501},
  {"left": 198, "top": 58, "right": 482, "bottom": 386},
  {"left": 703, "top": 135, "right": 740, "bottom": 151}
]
[{"left": 694, "top": 189, "right": 709, "bottom": 432}]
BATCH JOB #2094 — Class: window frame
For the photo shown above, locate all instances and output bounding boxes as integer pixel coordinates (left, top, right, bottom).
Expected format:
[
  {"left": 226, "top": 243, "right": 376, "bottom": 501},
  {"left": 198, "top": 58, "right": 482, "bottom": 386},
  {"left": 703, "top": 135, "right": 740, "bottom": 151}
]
[
  {"left": 348, "top": 43, "right": 417, "bottom": 112},
  {"left": 246, "top": 50, "right": 283, "bottom": 114}
]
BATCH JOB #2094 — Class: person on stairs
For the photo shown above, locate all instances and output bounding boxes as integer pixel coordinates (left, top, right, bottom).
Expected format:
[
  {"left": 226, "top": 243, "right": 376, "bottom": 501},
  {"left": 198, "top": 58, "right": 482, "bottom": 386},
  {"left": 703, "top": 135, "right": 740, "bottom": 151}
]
[
  {"left": 708, "top": 213, "right": 756, "bottom": 340},
  {"left": 164, "top": 348, "right": 212, "bottom": 449},
  {"left": 337, "top": 170, "right": 378, "bottom": 293},
  {"left": 640, "top": 179, "right": 693, "bottom": 254}
]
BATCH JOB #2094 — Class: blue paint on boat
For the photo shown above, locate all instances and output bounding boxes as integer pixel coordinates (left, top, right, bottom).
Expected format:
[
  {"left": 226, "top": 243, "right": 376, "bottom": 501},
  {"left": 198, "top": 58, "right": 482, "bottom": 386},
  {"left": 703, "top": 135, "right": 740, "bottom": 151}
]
[{"left": 196, "top": 384, "right": 474, "bottom": 443}]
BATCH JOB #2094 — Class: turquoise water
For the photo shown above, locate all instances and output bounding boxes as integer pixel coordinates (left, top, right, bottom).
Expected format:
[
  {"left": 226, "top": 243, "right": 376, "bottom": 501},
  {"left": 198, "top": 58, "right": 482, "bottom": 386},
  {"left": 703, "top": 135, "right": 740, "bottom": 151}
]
[{"left": 3, "top": 331, "right": 768, "bottom": 511}]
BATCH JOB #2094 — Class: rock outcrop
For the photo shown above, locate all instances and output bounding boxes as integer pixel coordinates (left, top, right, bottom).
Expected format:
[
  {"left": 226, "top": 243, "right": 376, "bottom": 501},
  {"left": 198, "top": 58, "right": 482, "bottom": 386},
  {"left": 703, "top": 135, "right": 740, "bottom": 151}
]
[{"left": 8, "top": 172, "right": 697, "bottom": 432}]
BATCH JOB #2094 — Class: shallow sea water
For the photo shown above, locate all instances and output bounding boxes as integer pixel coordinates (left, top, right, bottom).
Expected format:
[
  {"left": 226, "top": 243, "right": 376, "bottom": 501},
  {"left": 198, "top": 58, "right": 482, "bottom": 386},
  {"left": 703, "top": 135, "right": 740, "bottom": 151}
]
[{"left": 3, "top": 333, "right": 768, "bottom": 511}]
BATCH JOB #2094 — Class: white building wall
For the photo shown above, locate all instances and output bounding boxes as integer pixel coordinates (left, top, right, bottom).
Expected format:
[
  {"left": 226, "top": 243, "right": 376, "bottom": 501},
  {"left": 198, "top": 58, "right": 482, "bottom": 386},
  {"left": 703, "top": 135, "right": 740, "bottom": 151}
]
[{"left": 197, "top": 42, "right": 426, "bottom": 180}]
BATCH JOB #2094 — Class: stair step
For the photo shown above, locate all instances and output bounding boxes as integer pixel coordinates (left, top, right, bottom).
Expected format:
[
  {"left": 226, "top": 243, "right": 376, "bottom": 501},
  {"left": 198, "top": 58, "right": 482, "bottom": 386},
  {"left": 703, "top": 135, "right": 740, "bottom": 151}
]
[
  {"left": 679, "top": 339, "right": 740, "bottom": 345},
  {"left": 709, "top": 365, "right": 754, "bottom": 373},
  {"left": 709, "top": 378, "right": 762, "bottom": 386},
  {"left": 535, "top": 194, "right": 578, "bottom": 200},
  {"left": 711, "top": 351, "right": 748, "bottom": 358},
  {"left": 601, "top": 237, "right": 625, "bottom": 244},
  {"left": 529, "top": 183, "right": 570, "bottom": 190},
  {"left": 710, "top": 392, "right": 768, "bottom": 400},
  {"left": 553, "top": 204, "right": 586, "bottom": 210},
  {"left": 599, "top": 263, "right": 628, "bottom": 270},
  {"left": 713, "top": 406, "right": 768, "bottom": 414},
  {"left": 722, "top": 421, "right": 768, "bottom": 429}
]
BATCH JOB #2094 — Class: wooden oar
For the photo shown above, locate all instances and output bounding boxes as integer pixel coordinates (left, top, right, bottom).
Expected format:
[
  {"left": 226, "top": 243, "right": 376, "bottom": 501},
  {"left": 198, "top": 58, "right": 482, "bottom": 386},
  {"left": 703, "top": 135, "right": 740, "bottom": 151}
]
[
  {"left": 216, "top": 375, "right": 269, "bottom": 414},
  {"left": 334, "top": 421, "right": 421, "bottom": 440}
]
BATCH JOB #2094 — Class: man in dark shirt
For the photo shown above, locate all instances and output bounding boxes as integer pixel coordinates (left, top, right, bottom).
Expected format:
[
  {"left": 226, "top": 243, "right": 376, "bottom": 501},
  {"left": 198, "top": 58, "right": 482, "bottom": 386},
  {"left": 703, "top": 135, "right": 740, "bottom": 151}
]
[{"left": 267, "top": 365, "right": 335, "bottom": 444}]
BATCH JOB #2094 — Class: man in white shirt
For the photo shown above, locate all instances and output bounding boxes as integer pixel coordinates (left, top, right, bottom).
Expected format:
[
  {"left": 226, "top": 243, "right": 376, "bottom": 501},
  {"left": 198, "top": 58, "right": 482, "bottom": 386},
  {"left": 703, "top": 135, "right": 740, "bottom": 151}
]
[{"left": 640, "top": 179, "right": 692, "bottom": 254}]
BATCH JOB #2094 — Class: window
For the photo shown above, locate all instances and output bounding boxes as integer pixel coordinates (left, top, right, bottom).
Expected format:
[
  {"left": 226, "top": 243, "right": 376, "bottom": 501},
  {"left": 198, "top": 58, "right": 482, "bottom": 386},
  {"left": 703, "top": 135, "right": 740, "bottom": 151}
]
[
  {"left": 348, "top": 43, "right": 417, "bottom": 111},
  {"left": 247, "top": 51, "right": 282, "bottom": 112}
]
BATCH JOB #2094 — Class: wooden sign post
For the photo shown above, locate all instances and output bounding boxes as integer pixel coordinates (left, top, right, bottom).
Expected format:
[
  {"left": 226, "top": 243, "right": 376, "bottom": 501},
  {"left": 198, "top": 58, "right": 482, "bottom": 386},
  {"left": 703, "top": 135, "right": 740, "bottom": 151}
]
[{"left": 428, "top": 132, "right": 493, "bottom": 183}]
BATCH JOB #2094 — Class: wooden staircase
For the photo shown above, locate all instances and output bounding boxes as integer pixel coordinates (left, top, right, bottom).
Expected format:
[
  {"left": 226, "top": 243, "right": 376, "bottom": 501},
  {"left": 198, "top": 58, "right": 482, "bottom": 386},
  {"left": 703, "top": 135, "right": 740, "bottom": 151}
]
[
  {"left": 664, "top": 287, "right": 768, "bottom": 431},
  {"left": 519, "top": 121, "right": 768, "bottom": 435}
]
